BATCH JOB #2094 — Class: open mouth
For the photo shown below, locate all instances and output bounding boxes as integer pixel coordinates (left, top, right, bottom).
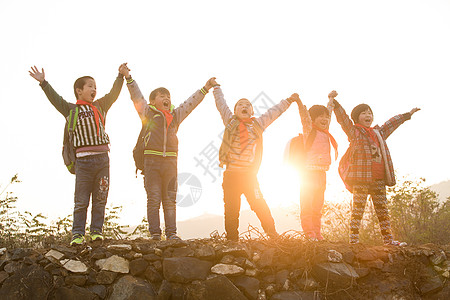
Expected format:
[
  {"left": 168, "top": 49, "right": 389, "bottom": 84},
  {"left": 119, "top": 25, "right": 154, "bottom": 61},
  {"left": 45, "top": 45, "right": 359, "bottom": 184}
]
[
  {"left": 242, "top": 109, "right": 248, "bottom": 114},
  {"left": 163, "top": 100, "right": 170, "bottom": 108},
  {"left": 91, "top": 92, "right": 96, "bottom": 98}
]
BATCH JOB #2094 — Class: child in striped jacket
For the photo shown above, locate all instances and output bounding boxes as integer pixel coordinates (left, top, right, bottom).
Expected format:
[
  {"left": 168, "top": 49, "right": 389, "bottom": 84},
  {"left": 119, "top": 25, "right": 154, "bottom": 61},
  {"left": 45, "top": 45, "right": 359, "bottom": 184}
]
[
  {"left": 329, "top": 91, "right": 420, "bottom": 245},
  {"left": 29, "top": 64, "right": 128, "bottom": 245}
]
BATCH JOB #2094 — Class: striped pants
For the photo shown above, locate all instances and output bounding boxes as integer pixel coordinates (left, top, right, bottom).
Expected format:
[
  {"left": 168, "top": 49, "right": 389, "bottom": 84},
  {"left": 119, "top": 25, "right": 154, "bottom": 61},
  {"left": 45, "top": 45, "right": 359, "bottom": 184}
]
[{"left": 350, "top": 181, "right": 393, "bottom": 244}]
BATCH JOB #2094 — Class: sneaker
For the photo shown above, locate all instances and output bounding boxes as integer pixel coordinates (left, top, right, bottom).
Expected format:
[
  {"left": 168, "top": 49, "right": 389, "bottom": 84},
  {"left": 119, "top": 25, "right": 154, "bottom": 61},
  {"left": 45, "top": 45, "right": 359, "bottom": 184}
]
[
  {"left": 70, "top": 234, "right": 85, "bottom": 246},
  {"left": 385, "top": 240, "right": 407, "bottom": 247},
  {"left": 90, "top": 231, "right": 104, "bottom": 241},
  {"left": 151, "top": 234, "right": 161, "bottom": 241},
  {"left": 166, "top": 234, "right": 182, "bottom": 241},
  {"left": 349, "top": 240, "right": 360, "bottom": 245}
]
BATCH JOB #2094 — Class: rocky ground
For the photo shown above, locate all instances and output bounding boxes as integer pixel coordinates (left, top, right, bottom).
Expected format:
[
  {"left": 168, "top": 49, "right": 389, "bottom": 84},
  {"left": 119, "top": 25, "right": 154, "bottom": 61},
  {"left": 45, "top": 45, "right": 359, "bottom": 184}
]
[{"left": 0, "top": 234, "right": 449, "bottom": 300}]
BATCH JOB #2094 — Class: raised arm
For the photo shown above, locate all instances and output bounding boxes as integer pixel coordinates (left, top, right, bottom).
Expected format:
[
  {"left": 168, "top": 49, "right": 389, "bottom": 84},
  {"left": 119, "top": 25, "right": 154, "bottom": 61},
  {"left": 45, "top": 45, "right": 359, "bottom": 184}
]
[
  {"left": 292, "top": 93, "right": 312, "bottom": 136},
  {"left": 29, "top": 66, "right": 71, "bottom": 117},
  {"left": 256, "top": 96, "right": 294, "bottom": 130},
  {"left": 94, "top": 63, "right": 126, "bottom": 113},
  {"left": 332, "top": 98, "right": 356, "bottom": 139},
  {"left": 326, "top": 90, "right": 337, "bottom": 127},
  {"left": 213, "top": 85, "right": 233, "bottom": 125},
  {"left": 379, "top": 108, "right": 419, "bottom": 139},
  {"left": 174, "top": 77, "right": 216, "bottom": 124}
]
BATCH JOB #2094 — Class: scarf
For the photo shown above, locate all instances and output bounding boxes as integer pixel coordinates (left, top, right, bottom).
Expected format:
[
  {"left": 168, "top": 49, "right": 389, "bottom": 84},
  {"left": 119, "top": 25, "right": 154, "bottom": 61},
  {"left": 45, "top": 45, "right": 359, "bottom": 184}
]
[
  {"left": 161, "top": 110, "right": 173, "bottom": 129},
  {"left": 238, "top": 117, "right": 254, "bottom": 153},
  {"left": 76, "top": 100, "right": 104, "bottom": 135},
  {"left": 355, "top": 124, "right": 378, "bottom": 145},
  {"left": 312, "top": 124, "right": 338, "bottom": 160}
]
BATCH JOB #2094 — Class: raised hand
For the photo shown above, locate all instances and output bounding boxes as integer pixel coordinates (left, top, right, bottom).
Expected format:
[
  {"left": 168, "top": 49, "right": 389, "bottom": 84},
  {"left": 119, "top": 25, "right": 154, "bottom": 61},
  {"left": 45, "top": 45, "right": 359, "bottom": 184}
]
[
  {"left": 204, "top": 77, "right": 219, "bottom": 90},
  {"left": 410, "top": 107, "right": 421, "bottom": 115},
  {"left": 29, "top": 66, "right": 45, "bottom": 83},
  {"left": 328, "top": 90, "right": 338, "bottom": 99},
  {"left": 119, "top": 63, "right": 130, "bottom": 78},
  {"left": 288, "top": 93, "right": 302, "bottom": 104}
]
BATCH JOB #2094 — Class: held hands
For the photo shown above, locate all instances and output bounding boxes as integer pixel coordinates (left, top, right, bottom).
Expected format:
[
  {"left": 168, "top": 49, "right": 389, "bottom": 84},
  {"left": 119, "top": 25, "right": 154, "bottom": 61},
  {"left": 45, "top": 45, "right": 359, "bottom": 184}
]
[
  {"left": 287, "top": 93, "right": 302, "bottom": 105},
  {"left": 29, "top": 66, "right": 45, "bottom": 83},
  {"left": 410, "top": 107, "right": 421, "bottom": 115},
  {"left": 204, "top": 77, "right": 219, "bottom": 91},
  {"left": 119, "top": 63, "right": 131, "bottom": 79},
  {"left": 328, "top": 90, "right": 338, "bottom": 99}
]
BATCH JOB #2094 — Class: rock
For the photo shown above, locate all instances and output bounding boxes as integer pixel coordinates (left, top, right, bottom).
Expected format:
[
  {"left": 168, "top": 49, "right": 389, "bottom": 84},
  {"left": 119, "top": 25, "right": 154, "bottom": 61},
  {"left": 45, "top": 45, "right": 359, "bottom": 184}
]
[
  {"left": 53, "top": 286, "right": 97, "bottom": 300},
  {"left": 220, "top": 254, "right": 235, "bottom": 264},
  {"left": 327, "top": 250, "right": 343, "bottom": 263},
  {"left": 297, "top": 276, "right": 320, "bottom": 291},
  {"left": 0, "top": 265, "right": 52, "bottom": 300},
  {"left": 232, "top": 275, "right": 260, "bottom": 300},
  {"left": 65, "top": 274, "right": 87, "bottom": 286},
  {"left": 87, "top": 285, "right": 107, "bottom": 299},
  {"left": 4, "top": 261, "right": 23, "bottom": 274},
  {"left": 204, "top": 275, "right": 247, "bottom": 300},
  {"left": 10, "top": 248, "right": 34, "bottom": 260},
  {"left": 157, "top": 280, "right": 173, "bottom": 300},
  {"left": 356, "top": 248, "right": 379, "bottom": 261},
  {"left": 366, "top": 259, "right": 384, "bottom": 269},
  {"left": 107, "top": 244, "right": 133, "bottom": 252},
  {"left": 195, "top": 245, "right": 216, "bottom": 260},
  {"left": 133, "top": 243, "right": 156, "bottom": 254},
  {"left": 163, "top": 257, "right": 212, "bottom": 283},
  {"left": 245, "top": 268, "right": 259, "bottom": 277},
  {"left": 96, "top": 270, "right": 117, "bottom": 284},
  {"left": 257, "top": 248, "right": 276, "bottom": 268},
  {"left": 415, "top": 266, "right": 444, "bottom": 296},
  {"left": 354, "top": 267, "right": 370, "bottom": 278},
  {"left": 430, "top": 251, "right": 447, "bottom": 265},
  {"left": 275, "top": 269, "right": 289, "bottom": 286},
  {"left": 144, "top": 265, "right": 163, "bottom": 282},
  {"left": 143, "top": 253, "right": 161, "bottom": 262},
  {"left": 110, "top": 274, "right": 156, "bottom": 300},
  {"left": 211, "top": 263, "right": 245, "bottom": 276},
  {"left": 61, "top": 259, "right": 88, "bottom": 273},
  {"left": 96, "top": 255, "right": 129, "bottom": 273},
  {"left": 0, "top": 271, "right": 8, "bottom": 284},
  {"left": 0, "top": 248, "right": 6, "bottom": 255},
  {"left": 218, "top": 243, "right": 249, "bottom": 258},
  {"left": 342, "top": 250, "right": 355, "bottom": 264},
  {"left": 271, "top": 291, "right": 320, "bottom": 300},
  {"left": 170, "top": 247, "right": 195, "bottom": 257},
  {"left": 312, "top": 262, "right": 359, "bottom": 288},
  {"left": 129, "top": 258, "right": 148, "bottom": 276},
  {"left": 45, "top": 249, "right": 64, "bottom": 261}
]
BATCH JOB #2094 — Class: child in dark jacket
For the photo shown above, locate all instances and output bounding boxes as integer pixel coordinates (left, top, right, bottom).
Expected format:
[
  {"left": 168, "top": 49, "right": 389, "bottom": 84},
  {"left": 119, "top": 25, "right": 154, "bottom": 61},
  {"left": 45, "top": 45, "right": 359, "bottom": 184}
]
[
  {"left": 292, "top": 92, "right": 338, "bottom": 241},
  {"left": 29, "top": 64, "right": 127, "bottom": 245},
  {"left": 329, "top": 91, "right": 420, "bottom": 245},
  {"left": 213, "top": 82, "right": 296, "bottom": 241},
  {"left": 123, "top": 64, "right": 216, "bottom": 240}
]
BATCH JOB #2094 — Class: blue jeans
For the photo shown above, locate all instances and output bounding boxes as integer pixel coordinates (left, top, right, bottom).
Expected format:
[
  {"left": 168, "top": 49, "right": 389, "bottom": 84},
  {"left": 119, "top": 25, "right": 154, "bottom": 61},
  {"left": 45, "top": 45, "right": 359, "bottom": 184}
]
[
  {"left": 144, "top": 155, "right": 178, "bottom": 236},
  {"left": 73, "top": 153, "right": 109, "bottom": 235}
]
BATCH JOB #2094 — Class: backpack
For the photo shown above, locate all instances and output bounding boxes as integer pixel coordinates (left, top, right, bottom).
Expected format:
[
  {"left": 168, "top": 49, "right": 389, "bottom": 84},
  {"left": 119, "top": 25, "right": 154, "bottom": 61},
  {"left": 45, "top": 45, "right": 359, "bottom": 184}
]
[
  {"left": 62, "top": 107, "right": 79, "bottom": 174},
  {"left": 133, "top": 121, "right": 151, "bottom": 175},
  {"left": 283, "top": 133, "right": 306, "bottom": 169}
]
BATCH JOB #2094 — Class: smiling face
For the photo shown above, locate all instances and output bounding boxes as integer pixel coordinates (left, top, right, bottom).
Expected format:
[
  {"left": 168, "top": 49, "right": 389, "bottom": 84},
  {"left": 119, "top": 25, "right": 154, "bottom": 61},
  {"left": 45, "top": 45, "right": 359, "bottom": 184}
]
[
  {"left": 151, "top": 91, "right": 171, "bottom": 111},
  {"left": 234, "top": 98, "right": 254, "bottom": 119},
  {"left": 313, "top": 113, "right": 330, "bottom": 130},
  {"left": 357, "top": 109, "right": 374, "bottom": 127},
  {"left": 76, "top": 78, "right": 96, "bottom": 102}
]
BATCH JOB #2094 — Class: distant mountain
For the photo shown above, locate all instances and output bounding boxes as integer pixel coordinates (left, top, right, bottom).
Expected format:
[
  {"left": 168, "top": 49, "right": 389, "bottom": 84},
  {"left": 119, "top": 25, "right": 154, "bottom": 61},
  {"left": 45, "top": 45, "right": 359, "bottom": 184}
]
[
  {"left": 430, "top": 180, "right": 450, "bottom": 203},
  {"left": 177, "top": 206, "right": 300, "bottom": 240}
]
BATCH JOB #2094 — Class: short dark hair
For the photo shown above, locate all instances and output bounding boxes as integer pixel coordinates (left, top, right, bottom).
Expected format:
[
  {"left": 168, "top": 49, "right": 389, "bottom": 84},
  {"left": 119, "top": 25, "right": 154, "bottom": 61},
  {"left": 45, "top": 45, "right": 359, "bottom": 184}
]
[
  {"left": 351, "top": 104, "right": 373, "bottom": 123},
  {"left": 73, "top": 76, "right": 94, "bottom": 99},
  {"left": 149, "top": 87, "right": 170, "bottom": 102},
  {"left": 309, "top": 105, "right": 329, "bottom": 121}
]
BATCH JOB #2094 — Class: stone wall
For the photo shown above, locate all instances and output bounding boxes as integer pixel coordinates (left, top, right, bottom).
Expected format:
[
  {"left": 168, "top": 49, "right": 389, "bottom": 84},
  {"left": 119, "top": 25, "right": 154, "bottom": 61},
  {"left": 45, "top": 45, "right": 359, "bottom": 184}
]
[{"left": 0, "top": 238, "right": 449, "bottom": 299}]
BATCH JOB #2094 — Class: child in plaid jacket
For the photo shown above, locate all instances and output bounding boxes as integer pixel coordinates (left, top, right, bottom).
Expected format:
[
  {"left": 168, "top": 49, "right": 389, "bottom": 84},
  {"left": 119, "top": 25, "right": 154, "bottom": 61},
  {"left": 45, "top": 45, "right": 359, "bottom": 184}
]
[{"left": 329, "top": 91, "right": 420, "bottom": 245}]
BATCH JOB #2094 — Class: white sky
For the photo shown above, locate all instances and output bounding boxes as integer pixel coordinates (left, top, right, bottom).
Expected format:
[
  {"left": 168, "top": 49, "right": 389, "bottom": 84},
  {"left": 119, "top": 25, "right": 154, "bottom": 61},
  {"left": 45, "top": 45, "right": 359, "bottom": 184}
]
[{"left": 1, "top": 0, "right": 449, "bottom": 227}]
